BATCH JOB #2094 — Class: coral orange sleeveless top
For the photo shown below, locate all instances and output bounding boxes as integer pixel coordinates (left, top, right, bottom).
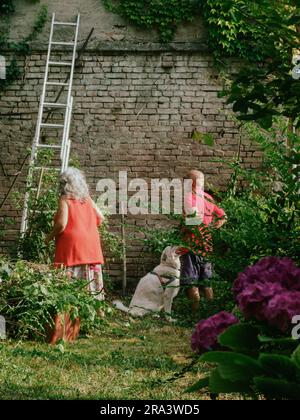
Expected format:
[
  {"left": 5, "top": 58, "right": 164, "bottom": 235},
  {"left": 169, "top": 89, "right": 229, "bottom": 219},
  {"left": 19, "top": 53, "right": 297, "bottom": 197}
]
[{"left": 54, "top": 197, "right": 104, "bottom": 267}]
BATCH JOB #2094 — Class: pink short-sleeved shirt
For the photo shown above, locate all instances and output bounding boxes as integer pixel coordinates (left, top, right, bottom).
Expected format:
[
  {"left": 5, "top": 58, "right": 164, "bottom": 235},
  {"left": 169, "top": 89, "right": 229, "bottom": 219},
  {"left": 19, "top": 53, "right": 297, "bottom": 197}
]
[
  {"left": 182, "top": 190, "right": 226, "bottom": 256},
  {"left": 184, "top": 190, "right": 225, "bottom": 226}
]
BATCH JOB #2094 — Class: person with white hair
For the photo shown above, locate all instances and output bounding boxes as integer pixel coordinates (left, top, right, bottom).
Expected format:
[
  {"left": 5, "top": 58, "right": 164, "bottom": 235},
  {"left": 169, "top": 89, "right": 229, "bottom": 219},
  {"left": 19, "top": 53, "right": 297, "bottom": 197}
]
[{"left": 45, "top": 167, "right": 105, "bottom": 300}]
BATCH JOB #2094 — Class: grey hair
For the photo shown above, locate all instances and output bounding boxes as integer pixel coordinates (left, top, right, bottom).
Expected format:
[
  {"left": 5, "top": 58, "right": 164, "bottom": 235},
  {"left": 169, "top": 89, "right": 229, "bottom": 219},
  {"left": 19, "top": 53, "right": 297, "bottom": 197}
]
[{"left": 59, "top": 167, "right": 89, "bottom": 199}]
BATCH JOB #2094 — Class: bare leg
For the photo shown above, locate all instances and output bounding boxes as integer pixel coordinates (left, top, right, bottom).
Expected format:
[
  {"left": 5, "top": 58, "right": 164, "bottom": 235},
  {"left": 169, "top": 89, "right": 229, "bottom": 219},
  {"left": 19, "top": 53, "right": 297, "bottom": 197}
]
[
  {"left": 204, "top": 287, "right": 214, "bottom": 300},
  {"left": 187, "top": 287, "right": 201, "bottom": 316}
]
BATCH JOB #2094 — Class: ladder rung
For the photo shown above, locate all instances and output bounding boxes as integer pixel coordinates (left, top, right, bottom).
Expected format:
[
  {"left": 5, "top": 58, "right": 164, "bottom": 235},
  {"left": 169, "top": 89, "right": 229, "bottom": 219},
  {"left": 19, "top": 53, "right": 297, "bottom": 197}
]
[
  {"left": 40, "top": 123, "right": 64, "bottom": 128},
  {"left": 43, "top": 102, "right": 67, "bottom": 108},
  {"left": 51, "top": 41, "right": 75, "bottom": 46},
  {"left": 53, "top": 21, "right": 77, "bottom": 27},
  {"left": 37, "top": 144, "right": 61, "bottom": 149},
  {"left": 49, "top": 61, "right": 72, "bottom": 66},
  {"left": 46, "top": 82, "right": 69, "bottom": 86}
]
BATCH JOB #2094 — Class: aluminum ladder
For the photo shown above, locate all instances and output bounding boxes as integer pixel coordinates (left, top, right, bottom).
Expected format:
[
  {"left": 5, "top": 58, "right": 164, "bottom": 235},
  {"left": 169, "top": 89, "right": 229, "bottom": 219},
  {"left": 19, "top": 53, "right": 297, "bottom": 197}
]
[{"left": 20, "top": 13, "right": 80, "bottom": 234}]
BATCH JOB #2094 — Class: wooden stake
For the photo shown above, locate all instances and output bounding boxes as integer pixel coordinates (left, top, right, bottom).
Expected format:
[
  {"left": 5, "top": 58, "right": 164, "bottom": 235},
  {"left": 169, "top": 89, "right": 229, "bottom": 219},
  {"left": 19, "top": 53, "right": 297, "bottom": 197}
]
[{"left": 121, "top": 202, "right": 127, "bottom": 295}]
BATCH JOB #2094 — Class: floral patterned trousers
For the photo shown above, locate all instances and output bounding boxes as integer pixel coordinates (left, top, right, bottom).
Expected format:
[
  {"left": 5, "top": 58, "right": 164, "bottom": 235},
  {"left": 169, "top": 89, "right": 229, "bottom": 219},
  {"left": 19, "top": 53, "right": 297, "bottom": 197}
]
[{"left": 66, "top": 264, "right": 105, "bottom": 301}]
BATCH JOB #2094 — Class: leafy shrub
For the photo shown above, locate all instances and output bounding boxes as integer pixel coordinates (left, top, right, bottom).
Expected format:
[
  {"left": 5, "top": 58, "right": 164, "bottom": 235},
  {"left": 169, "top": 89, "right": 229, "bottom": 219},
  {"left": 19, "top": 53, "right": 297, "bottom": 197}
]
[
  {"left": 143, "top": 223, "right": 182, "bottom": 256},
  {"left": 173, "top": 280, "right": 235, "bottom": 327},
  {"left": 188, "top": 324, "right": 300, "bottom": 400},
  {"left": 0, "top": 258, "right": 108, "bottom": 340},
  {"left": 99, "top": 218, "right": 123, "bottom": 260},
  {"left": 211, "top": 123, "right": 300, "bottom": 282},
  {"left": 0, "top": 0, "right": 15, "bottom": 16},
  {"left": 188, "top": 257, "right": 300, "bottom": 400},
  {"left": 15, "top": 151, "right": 58, "bottom": 263}
]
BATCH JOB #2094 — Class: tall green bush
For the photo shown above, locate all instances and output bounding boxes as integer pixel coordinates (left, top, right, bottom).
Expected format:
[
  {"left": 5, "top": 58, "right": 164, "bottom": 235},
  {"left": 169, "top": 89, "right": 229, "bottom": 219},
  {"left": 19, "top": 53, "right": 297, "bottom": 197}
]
[
  {"left": 0, "top": 258, "right": 108, "bottom": 340},
  {"left": 211, "top": 122, "right": 300, "bottom": 281}
]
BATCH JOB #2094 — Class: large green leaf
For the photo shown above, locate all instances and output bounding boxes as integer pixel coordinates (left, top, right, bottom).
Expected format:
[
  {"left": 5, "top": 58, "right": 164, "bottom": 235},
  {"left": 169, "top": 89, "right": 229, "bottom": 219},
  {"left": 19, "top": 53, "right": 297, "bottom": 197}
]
[
  {"left": 209, "top": 368, "right": 251, "bottom": 394},
  {"left": 258, "top": 335, "right": 299, "bottom": 352},
  {"left": 186, "top": 376, "right": 209, "bottom": 393},
  {"left": 292, "top": 345, "right": 300, "bottom": 370},
  {"left": 257, "top": 115, "right": 273, "bottom": 130},
  {"left": 254, "top": 377, "right": 300, "bottom": 400},
  {"left": 287, "top": 15, "right": 300, "bottom": 25},
  {"left": 286, "top": 153, "right": 300, "bottom": 165},
  {"left": 200, "top": 351, "right": 264, "bottom": 382},
  {"left": 233, "top": 99, "right": 249, "bottom": 114},
  {"left": 219, "top": 324, "right": 261, "bottom": 353},
  {"left": 258, "top": 354, "right": 300, "bottom": 382}
]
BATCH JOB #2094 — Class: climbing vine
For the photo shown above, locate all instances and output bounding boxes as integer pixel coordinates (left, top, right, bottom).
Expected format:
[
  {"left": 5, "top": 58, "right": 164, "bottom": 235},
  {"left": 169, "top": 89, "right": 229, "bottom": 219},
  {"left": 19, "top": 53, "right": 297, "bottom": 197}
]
[
  {"left": 200, "top": 0, "right": 298, "bottom": 62},
  {"left": 0, "top": 0, "right": 14, "bottom": 16},
  {"left": 0, "top": 1, "right": 48, "bottom": 93},
  {"left": 102, "top": 0, "right": 198, "bottom": 42},
  {"left": 102, "top": 0, "right": 300, "bottom": 129}
]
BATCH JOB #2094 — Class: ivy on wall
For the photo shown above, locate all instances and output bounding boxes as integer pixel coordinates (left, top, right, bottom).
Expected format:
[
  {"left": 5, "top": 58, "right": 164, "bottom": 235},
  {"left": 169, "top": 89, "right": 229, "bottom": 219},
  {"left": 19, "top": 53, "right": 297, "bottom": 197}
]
[
  {"left": 0, "top": 0, "right": 48, "bottom": 93},
  {"left": 102, "top": 0, "right": 199, "bottom": 42},
  {"left": 1, "top": 0, "right": 300, "bottom": 130},
  {"left": 203, "top": 0, "right": 300, "bottom": 129},
  {"left": 200, "top": 0, "right": 298, "bottom": 62},
  {"left": 102, "top": 0, "right": 300, "bottom": 129},
  {"left": 0, "top": 0, "right": 15, "bottom": 16},
  {"left": 0, "top": 0, "right": 15, "bottom": 50}
]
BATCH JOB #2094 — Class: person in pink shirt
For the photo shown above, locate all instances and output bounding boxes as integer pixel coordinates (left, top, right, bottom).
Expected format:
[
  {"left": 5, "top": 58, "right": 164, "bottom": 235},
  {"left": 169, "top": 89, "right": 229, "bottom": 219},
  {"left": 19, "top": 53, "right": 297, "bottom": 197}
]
[{"left": 180, "top": 170, "right": 227, "bottom": 316}]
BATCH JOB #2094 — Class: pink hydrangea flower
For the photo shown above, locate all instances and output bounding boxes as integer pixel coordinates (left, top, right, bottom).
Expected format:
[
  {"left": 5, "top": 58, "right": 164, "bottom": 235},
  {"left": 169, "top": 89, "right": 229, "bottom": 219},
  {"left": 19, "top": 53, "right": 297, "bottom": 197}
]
[
  {"left": 191, "top": 311, "right": 239, "bottom": 353},
  {"left": 233, "top": 257, "right": 300, "bottom": 332}
]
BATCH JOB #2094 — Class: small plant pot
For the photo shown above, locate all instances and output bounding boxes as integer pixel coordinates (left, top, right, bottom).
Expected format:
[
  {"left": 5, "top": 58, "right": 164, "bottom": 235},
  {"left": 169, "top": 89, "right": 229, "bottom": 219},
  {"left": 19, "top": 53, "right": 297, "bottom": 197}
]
[{"left": 47, "top": 313, "right": 80, "bottom": 345}]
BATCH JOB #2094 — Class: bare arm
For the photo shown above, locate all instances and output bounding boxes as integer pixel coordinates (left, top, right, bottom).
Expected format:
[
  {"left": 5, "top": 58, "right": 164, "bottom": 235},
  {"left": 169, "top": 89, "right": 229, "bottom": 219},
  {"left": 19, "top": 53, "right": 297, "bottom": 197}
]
[
  {"left": 214, "top": 216, "right": 227, "bottom": 229},
  {"left": 91, "top": 199, "right": 105, "bottom": 225},
  {"left": 45, "top": 198, "right": 68, "bottom": 244},
  {"left": 213, "top": 205, "right": 227, "bottom": 229}
]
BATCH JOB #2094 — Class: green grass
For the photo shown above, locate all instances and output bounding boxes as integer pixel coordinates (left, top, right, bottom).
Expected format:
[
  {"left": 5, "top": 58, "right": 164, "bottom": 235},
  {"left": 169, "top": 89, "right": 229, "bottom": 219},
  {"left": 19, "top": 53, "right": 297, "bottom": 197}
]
[{"left": 0, "top": 313, "right": 212, "bottom": 400}]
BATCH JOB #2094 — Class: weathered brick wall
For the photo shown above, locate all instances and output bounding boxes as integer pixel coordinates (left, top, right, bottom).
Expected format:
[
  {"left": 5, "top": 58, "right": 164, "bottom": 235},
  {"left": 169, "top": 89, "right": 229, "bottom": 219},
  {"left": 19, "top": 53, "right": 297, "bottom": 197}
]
[
  {"left": 0, "top": 46, "right": 262, "bottom": 286},
  {"left": 0, "top": 1, "right": 262, "bottom": 286},
  {"left": 10, "top": 0, "right": 207, "bottom": 45}
]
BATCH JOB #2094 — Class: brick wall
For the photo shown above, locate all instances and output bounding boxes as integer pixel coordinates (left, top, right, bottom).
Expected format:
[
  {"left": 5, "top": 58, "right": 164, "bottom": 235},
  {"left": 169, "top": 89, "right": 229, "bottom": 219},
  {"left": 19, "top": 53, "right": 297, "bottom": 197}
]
[{"left": 0, "top": 46, "right": 261, "bottom": 286}]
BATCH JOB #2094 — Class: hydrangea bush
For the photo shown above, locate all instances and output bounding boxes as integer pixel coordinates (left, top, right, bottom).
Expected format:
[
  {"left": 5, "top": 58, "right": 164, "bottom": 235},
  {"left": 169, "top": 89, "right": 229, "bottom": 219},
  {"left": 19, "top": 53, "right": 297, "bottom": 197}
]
[
  {"left": 189, "top": 257, "right": 300, "bottom": 400},
  {"left": 191, "top": 311, "right": 239, "bottom": 354},
  {"left": 233, "top": 257, "right": 300, "bottom": 332}
]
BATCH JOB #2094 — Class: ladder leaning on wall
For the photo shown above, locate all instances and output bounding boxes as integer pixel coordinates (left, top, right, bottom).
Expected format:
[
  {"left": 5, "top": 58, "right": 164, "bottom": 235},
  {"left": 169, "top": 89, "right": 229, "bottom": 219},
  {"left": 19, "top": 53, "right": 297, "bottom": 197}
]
[{"left": 20, "top": 13, "right": 80, "bottom": 234}]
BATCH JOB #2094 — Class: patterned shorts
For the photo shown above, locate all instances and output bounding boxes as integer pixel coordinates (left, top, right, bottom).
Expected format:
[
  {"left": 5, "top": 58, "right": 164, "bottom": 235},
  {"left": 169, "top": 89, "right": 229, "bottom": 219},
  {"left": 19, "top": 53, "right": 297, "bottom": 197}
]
[
  {"left": 180, "top": 253, "right": 213, "bottom": 290},
  {"left": 66, "top": 264, "right": 105, "bottom": 301}
]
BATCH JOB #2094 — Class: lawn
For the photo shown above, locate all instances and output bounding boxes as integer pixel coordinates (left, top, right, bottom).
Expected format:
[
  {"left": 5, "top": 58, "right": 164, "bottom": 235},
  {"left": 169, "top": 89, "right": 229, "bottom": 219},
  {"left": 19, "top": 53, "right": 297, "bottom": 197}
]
[{"left": 0, "top": 313, "right": 211, "bottom": 400}]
